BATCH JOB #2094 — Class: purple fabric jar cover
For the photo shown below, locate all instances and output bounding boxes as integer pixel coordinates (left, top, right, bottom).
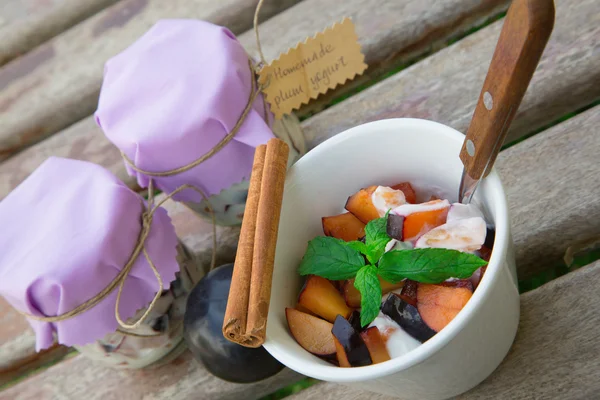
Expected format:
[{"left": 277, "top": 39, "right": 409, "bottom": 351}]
[
  {"left": 0, "top": 158, "right": 179, "bottom": 351},
  {"left": 95, "top": 19, "right": 275, "bottom": 203}
]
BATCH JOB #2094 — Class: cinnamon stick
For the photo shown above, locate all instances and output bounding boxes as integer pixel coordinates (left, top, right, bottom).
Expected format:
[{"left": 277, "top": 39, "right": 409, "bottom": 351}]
[
  {"left": 222, "top": 138, "right": 289, "bottom": 348},
  {"left": 223, "top": 145, "right": 267, "bottom": 343},
  {"left": 245, "top": 138, "right": 289, "bottom": 347}
]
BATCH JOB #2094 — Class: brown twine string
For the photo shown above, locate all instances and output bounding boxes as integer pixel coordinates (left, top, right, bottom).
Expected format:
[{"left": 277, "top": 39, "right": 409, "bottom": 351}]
[
  {"left": 121, "top": 60, "right": 260, "bottom": 176},
  {"left": 254, "top": 0, "right": 267, "bottom": 67},
  {"left": 19, "top": 183, "right": 217, "bottom": 332}
]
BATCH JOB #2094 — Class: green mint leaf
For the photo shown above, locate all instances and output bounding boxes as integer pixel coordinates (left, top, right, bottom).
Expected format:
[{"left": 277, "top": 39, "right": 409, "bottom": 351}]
[
  {"left": 354, "top": 264, "right": 382, "bottom": 327},
  {"left": 378, "top": 248, "right": 488, "bottom": 284},
  {"left": 364, "top": 212, "right": 391, "bottom": 264},
  {"left": 364, "top": 211, "right": 389, "bottom": 245},
  {"left": 347, "top": 240, "right": 368, "bottom": 256},
  {"left": 298, "top": 236, "right": 365, "bottom": 280}
]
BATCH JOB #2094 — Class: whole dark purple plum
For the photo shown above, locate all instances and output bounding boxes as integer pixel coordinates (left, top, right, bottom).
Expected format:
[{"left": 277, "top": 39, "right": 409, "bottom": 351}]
[{"left": 183, "top": 263, "right": 284, "bottom": 383}]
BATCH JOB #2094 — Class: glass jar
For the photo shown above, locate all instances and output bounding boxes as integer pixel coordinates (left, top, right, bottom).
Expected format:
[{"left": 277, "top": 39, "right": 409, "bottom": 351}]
[
  {"left": 74, "top": 244, "right": 204, "bottom": 368},
  {"left": 186, "top": 113, "right": 306, "bottom": 226}
]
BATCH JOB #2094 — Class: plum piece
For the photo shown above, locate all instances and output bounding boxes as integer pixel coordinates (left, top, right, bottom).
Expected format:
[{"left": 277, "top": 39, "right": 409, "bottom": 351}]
[
  {"left": 386, "top": 214, "right": 405, "bottom": 241},
  {"left": 469, "top": 266, "right": 487, "bottom": 289},
  {"left": 347, "top": 310, "right": 363, "bottom": 332},
  {"left": 331, "top": 315, "right": 372, "bottom": 367},
  {"left": 345, "top": 186, "right": 380, "bottom": 223},
  {"left": 484, "top": 226, "right": 496, "bottom": 249},
  {"left": 342, "top": 280, "right": 361, "bottom": 308},
  {"left": 342, "top": 278, "right": 404, "bottom": 308},
  {"left": 390, "top": 182, "right": 417, "bottom": 204},
  {"left": 381, "top": 293, "right": 436, "bottom": 343},
  {"left": 295, "top": 303, "right": 318, "bottom": 317},
  {"left": 298, "top": 276, "right": 352, "bottom": 323},
  {"left": 360, "top": 327, "right": 391, "bottom": 364},
  {"left": 393, "top": 200, "right": 450, "bottom": 242},
  {"left": 322, "top": 212, "right": 366, "bottom": 242},
  {"left": 477, "top": 245, "right": 493, "bottom": 262},
  {"left": 417, "top": 284, "right": 473, "bottom": 332},
  {"left": 286, "top": 308, "right": 336, "bottom": 356},
  {"left": 398, "top": 279, "right": 418, "bottom": 306},
  {"left": 440, "top": 279, "right": 474, "bottom": 291},
  {"left": 333, "top": 337, "right": 351, "bottom": 367},
  {"left": 183, "top": 264, "right": 284, "bottom": 383}
]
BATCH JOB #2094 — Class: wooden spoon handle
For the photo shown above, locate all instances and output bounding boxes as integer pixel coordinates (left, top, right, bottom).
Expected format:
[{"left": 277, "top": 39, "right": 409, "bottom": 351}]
[{"left": 460, "top": 0, "right": 555, "bottom": 179}]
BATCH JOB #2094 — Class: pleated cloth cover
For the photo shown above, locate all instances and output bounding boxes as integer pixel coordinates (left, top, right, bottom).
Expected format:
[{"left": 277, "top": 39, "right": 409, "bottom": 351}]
[
  {"left": 95, "top": 19, "right": 275, "bottom": 205},
  {"left": 0, "top": 157, "right": 179, "bottom": 351}
]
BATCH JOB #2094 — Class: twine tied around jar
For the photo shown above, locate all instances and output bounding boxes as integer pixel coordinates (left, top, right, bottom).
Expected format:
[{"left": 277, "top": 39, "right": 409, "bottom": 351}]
[
  {"left": 18, "top": 180, "right": 216, "bottom": 331},
  {"left": 18, "top": 0, "right": 275, "bottom": 332}
]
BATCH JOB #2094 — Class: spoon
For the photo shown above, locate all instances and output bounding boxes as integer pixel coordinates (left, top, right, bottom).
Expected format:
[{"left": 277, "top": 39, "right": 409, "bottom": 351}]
[{"left": 459, "top": 0, "right": 555, "bottom": 204}]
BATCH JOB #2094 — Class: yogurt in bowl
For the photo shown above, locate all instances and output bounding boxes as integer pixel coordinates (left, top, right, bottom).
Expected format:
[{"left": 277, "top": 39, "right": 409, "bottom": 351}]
[{"left": 263, "top": 118, "right": 519, "bottom": 400}]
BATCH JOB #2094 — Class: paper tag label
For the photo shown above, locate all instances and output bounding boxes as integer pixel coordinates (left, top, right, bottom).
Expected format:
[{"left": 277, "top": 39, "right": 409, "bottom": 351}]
[{"left": 258, "top": 18, "right": 367, "bottom": 119}]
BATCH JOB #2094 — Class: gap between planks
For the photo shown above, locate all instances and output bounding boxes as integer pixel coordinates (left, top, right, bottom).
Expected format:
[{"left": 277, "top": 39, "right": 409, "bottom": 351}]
[
  {"left": 0, "top": 0, "right": 121, "bottom": 66},
  {"left": 1, "top": 102, "right": 598, "bottom": 400}
]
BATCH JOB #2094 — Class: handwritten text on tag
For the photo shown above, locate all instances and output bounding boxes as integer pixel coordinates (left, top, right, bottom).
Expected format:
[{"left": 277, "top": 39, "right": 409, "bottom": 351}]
[{"left": 258, "top": 18, "right": 368, "bottom": 119}]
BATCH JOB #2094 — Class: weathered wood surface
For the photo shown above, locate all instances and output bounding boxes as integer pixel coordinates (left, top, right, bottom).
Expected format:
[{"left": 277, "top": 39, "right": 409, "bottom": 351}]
[
  {"left": 2, "top": 104, "right": 598, "bottom": 399},
  {"left": 0, "top": 342, "right": 70, "bottom": 388},
  {"left": 0, "top": 118, "right": 133, "bottom": 198},
  {"left": 0, "top": 0, "right": 120, "bottom": 66},
  {"left": 0, "top": 0, "right": 301, "bottom": 161},
  {"left": 241, "top": 0, "right": 510, "bottom": 117},
  {"left": 1, "top": 0, "right": 597, "bottom": 203},
  {"left": 496, "top": 105, "right": 600, "bottom": 281},
  {"left": 0, "top": 0, "right": 513, "bottom": 199},
  {"left": 0, "top": 351, "right": 303, "bottom": 400},
  {"left": 289, "top": 259, "right": 600, "bottom": 400},
  {"left": 303, "top": 0, "right": 600, "bottom": 149}
]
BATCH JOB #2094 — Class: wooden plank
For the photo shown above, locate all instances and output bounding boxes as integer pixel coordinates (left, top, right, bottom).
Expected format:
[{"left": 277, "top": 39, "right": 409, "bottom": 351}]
[
  {"left": 0, "top": 0, "right": 301, "bottom": 161},
  {"left": 0, "top": 0, "right": 120, "bottom": 66},
  {"left": 496, "top": 105, "right": 600, "bottom": 280},
  {"left": 240, "top": 0, "right": 510, "bottom": 117},
  {"left": 302, "top": 0, "right": 600, "bottom": 149},
  {"left": 0, "top": 0, "right": 510, "bottom": 161},
  {"left": 0, "top": 352, "right": 303, "bottom": 400},
  {"left": 287, "top": 259, "right": 600, "bottom": 400},
  {"left": 0, "top": 118, "right": 136, "bottom": 196}
]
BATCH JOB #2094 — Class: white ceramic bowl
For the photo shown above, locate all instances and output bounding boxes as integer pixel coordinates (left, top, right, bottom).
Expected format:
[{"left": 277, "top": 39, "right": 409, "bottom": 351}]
[{"left": 263, "top": 119, "right": 520, "bottom": 399}]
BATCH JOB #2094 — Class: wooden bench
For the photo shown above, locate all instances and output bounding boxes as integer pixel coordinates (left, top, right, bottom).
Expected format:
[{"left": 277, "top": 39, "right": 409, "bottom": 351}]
[{"left": 1, "top": 0, "right": 599, "bottom": 398}]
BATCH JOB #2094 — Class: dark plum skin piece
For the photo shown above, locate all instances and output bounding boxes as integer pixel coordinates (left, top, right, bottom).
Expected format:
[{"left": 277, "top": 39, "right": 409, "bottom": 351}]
[
  {"left": 440, "top": 279, "right": 474, "bottom": 291},
  {"left": 484, "top": 226, "right": 495, "bottom": 249},
  {"left": 386, "top": 213, "right": 405, "bottom": 241},
  {"left": 331, "top": 315, "right": 372, "bottom": 367},
  {"left": 381, "top": 293, "right": 436, "bottom": 343},
  {"left": 347, "top": 310, "right": 363, "bottom": 333},
  {"left": 183, "top": 264, "right": 284, "bottom": 383},
  {"left": 399, "top": 279, "right": 418, "bottom": 306}
]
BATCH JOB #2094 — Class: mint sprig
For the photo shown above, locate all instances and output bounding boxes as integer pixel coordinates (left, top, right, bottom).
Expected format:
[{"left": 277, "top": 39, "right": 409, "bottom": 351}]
[
  {"left": 298, "top": 236, "right": 365, "bottom": 280},
  {"left": 363, "top": 210, "right": 391, "bottom": 263},
  {"left": 378, "top": 249, "right": 488, "bottom": 284},
  {"left": 354, "top": 265, "right": 382, "bottom": 327},
  {"left": 298, "top": 213, "right": 488, "bottom": 327}
]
